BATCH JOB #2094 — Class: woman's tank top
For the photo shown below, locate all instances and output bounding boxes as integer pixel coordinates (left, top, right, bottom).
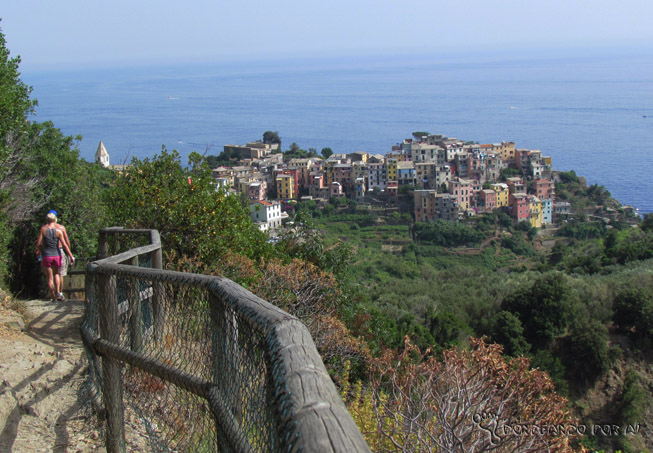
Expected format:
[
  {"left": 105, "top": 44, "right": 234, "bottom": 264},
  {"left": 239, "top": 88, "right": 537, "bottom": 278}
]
[{"left": 43, "top": 227, "right": 60, "bottom": 257}]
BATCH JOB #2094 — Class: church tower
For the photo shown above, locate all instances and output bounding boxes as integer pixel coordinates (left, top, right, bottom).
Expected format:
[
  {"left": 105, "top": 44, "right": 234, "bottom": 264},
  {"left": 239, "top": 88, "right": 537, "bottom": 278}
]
[{"left": 95, "top": 141, "right": 110, "bottom": 167}]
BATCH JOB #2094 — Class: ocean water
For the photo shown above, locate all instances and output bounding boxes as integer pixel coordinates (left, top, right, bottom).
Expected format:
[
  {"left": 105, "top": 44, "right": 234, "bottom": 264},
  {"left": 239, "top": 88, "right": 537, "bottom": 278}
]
[{"left": 25, "top": 54, "right": 653, "bottom": 213}]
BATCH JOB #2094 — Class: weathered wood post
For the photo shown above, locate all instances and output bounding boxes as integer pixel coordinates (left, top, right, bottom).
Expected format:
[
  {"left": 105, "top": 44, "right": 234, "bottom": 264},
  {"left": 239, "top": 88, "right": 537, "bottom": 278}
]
[
  {"left": 150, "top": 230, "right": 165, "bottom": 342},
  {"left": 127, "top": 256, "right": 143, "bottom": 353},
  {"left": 98, "top": 271, "right": 126, "bottom": 452},
  {"left": 98, "top": 230, "right": 108, "bottom": 260}
]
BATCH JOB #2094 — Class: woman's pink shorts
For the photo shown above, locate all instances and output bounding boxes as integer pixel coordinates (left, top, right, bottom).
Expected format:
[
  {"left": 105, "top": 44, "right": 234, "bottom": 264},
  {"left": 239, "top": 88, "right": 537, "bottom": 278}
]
[{"left": 41, "top": 256, "right": 62, "bottom": 268}]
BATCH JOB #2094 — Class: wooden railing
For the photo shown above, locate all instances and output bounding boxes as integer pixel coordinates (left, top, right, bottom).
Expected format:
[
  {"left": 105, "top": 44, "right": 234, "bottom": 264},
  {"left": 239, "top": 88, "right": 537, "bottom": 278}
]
[{"left": 81, "top": 227, "right": 370, "bottom": 452}]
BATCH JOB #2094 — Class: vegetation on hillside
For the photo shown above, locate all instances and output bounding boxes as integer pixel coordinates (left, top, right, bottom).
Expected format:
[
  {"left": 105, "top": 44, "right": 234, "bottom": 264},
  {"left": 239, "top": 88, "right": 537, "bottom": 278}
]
[
  {"left": 0, "top": 25, "right": 111, "bottom": 297},
  {"left": 1, "top": 23, "right": 650, "bottom": 451},
  {"left": 305, "top": 196, "right": 652, "bottom": 451}
]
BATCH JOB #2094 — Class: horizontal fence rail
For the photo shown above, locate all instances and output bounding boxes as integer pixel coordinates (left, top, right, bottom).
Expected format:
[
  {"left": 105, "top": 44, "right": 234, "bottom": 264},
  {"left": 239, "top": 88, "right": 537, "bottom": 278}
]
[{"left": 81, "top": 227, "right": 369, "bottom": 452}]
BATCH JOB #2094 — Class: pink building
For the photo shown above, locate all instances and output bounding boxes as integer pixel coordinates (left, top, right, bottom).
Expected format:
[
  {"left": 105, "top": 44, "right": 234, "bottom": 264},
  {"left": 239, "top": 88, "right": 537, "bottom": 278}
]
[
  {"left": 510, "top": 193, "right": 530, "bottom": 221},
  {"left": 386, "top": 181, "right": 398, "bottom": 198},
  {"left": 479, "top": 189, "right": 497, "bottom": 212},
  {"left": 448, "top": 178, "right": 474, "bottom": 210},
  {"left": 533, "top": 179, "right": 555, "bottom": 201},
  {"left": 246, "top": 181, "right": 267, "bottom": 201},
  {"left": 330, "top": 182, "right": 344, "bottom": 198}
]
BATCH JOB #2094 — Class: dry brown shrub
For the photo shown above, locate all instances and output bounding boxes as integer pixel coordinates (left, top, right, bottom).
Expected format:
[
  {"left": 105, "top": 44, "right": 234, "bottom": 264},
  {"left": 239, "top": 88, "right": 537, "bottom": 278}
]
[{"left": 368, "top": 337, "right": 581, "bottom": 452}]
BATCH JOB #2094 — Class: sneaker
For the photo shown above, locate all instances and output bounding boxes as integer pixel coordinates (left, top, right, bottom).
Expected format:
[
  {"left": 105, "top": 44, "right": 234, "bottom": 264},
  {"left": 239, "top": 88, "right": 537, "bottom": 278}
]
[{"left": 56, "top": 293, "right": 65, "bottom": 301}]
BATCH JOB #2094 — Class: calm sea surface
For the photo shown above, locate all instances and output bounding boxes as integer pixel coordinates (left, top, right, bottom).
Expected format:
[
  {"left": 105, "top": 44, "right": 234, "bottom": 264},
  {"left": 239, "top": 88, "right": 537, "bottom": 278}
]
[{"left": 25, "top": 55, "right": 653, "bottom": 213}]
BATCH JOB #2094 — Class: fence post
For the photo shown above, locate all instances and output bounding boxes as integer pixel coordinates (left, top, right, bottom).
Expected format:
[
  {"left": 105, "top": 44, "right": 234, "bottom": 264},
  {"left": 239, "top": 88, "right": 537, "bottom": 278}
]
[
  {"left": 127, "top": 256, "right": 143, "bottom": 353},
  {"left": 98, "top": 272, "right": 126, "bottom": 452},
  {"left": 150, "top": 231, "right": 165, "bottom": 342},
  {"left": 98, "top": 231, "right": 108, "bottom": 259}
]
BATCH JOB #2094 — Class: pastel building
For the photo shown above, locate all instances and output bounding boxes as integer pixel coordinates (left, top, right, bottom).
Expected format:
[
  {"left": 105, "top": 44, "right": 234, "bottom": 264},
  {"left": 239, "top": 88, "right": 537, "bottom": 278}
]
[
  {"left": 276, "top": 174, "right": 296, "bottom": 200},
  {"left": 490, "top": 141, "right": 516, "bottom": 164},
  {"left": 448, "top": 178, "right": 474, "bottom": 211},
  {"left": 249, "top": 201, "right": 282, "bottom": 232},
  {"left": 529, "top": 196, "right": 543, "bottom": 228},
  {"left": 510, "top": 193, "right": 530, "bottom": 221},
  {"left": 541, "top": 198, "right": 552, "bottom": 224},
  {"left": 490, "top": 183, "right": 510, "bottom": 208},
  {"left": 246, "top": 180, "right": 267, "bottom": 201},
  {"left": 386, "top": 158, "right": 398, "bottom": 182},
  {"left": 287, "top": 158, "right": 315, "bottom": 189},
  {"left": 479, "top": 189, "right": 497, "bottom": 212},
  {"left": 533, "top": 179, "right": 555, "bottom": 201}
]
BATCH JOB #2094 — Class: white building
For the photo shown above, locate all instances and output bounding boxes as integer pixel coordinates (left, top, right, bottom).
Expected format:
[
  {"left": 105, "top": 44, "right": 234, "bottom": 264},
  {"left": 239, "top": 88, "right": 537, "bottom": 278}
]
[
  {"left": 96, "top": 141, "right": 110, "bottom": 167},
  {"left": 249, "top": 201, "right": 283, "bottom": 232}
]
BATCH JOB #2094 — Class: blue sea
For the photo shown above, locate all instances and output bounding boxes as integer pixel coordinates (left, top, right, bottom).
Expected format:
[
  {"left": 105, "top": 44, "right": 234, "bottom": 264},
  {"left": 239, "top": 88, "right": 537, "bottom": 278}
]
[{"left": 25, "top": 54, "right": 653, "bottom": 214}]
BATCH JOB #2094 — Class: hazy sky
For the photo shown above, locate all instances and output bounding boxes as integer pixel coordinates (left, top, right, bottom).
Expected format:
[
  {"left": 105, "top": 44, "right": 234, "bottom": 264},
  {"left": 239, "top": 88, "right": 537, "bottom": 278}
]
[{"left": 2, "top": 0, "right": 652, "bottom": 70}]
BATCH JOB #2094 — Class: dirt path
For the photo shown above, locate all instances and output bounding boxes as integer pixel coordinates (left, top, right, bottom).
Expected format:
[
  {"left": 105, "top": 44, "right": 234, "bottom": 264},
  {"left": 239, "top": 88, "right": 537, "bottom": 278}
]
[{"left": 0, "top": 299, "right": 105, "bottom": 452}]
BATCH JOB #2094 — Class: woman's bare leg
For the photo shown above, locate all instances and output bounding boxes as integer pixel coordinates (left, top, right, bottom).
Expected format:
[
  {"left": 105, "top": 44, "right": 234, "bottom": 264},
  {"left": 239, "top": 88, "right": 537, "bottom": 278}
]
[
  {"left": 53, "top": 265, "right": 61, "bottom": 295},
  {"left": 44, "top": 267, "right": 56, "bottom": 300}
]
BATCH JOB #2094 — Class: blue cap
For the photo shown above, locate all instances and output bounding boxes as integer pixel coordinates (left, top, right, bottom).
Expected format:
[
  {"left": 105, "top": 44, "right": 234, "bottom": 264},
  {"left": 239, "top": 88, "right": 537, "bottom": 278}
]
[{"left": 48, "top": 210, "right": 57, "bottom": 216}]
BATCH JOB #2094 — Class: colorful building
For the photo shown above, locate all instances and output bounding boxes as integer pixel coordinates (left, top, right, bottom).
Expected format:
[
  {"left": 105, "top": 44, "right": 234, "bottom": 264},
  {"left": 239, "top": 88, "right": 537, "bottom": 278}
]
[
  {"left": 249, "top": 200, "right": 283, "bottom": 232},
  {"left": 448, "top": 178, "right": 474, "bottom": 210},
  {"left": 528, "top": 196, "right": 543, "bottom": 228},
  {"left": 490, "top": 183, "right": 509, "bottom": 207},
  {"left": 479, "top": 189, "right": 497, "bottom": 212},
  {"left": 510, "top": 193, "right": 530, "bottom": 221},
  {"left": 276, "top": 174, "right": 295, "bottom": 200}
]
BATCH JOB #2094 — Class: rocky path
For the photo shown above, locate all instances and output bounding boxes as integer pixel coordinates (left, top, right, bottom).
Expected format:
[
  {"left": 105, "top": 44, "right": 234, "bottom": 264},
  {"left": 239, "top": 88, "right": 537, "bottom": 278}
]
[{"left": 0, "top": 299, "right": 105, "bottom": 452}]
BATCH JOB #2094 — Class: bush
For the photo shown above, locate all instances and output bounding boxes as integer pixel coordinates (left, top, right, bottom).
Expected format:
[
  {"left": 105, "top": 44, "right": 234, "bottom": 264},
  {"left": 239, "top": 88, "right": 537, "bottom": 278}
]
[
  {"left": 490, "top": 311, "right": 530, "bottom": 356},
  {"left": 414, "top": 220, "right": 485, "bottom": 247},
  {"left": 559, "top": 221, "right": 604, "bottom": 240},
  {"left": 613, "top": 286, "right": 653, "bottom": 349},
  {"left": 562, "top": 319, "right": 611, "bottom": 386},
  {"left": 501, "top": 235, "right": 534, "bottom": 256},
  {"left": 619, "top": 370, "right": 651, "bottom": 425},
  {"left": 501, "top": 272, "right": 571, "bottom": 346},
  {"left": 108, "top": 149, "right": 269, "bottom": 268}
]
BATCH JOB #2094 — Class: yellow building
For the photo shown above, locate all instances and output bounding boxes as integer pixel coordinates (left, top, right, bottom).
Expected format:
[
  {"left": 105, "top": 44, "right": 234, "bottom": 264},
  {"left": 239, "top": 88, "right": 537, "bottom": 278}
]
[
  {"left": 276, "top": 174, "right": 295, "bottom": 200},
  {"left": 490, "top": 183, "right": 510, "bottom": 208},
  {"left": 386, "top": 158, "right": 398, "bottom": 182},
  {"left": 529, "top": 196, "right": 543, "bottom": 228}
]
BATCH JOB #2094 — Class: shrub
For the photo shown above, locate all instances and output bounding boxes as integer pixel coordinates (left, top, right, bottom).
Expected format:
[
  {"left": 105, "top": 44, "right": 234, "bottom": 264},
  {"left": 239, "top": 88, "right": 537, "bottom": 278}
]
[
  {"left": 366, "top": 338, "right": 578, "bottom": 452},
  {"left": 562, "top": 319, "right": 611, "bottom": 386}
]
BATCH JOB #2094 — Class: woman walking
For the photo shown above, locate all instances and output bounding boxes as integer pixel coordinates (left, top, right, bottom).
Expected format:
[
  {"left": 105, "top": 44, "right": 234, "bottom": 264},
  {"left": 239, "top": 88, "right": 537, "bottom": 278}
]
[{"left": 35, "top": 213, "right": 75, "bottom": 301}]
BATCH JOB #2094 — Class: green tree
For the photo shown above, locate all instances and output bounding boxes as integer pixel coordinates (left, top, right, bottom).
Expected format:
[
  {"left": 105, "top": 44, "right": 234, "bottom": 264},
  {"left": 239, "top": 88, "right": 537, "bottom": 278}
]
[
  {"left": 108, "top": 149, "right": 269, "bottom": 267},
  {"left": 562, "top": 319, "right": 611, "bottom": 385},
  {"left": 321, "top": 147, "right": 333, "bottom": 159},
  {"left": 262, "top": 130, "right": 281, "bottom": 146},
  {"left": 586, "top": 183, "right": 611, "bottom": 205},
  {"left": 558, "top": 170, "right": 580, "bottom": 184},
  {"left": 613, "top": 286, "right": 653, "bottom": 348},
  {"left": 0, "top": 25, "right": 110, "bottom": 293},
  {"left": 501, "top": 273, "right": 571, "bottom": 346},
  {"left": 429, "top": 310, "right": 468, "bottom": 348},
  {"left": 641, "top": 213, "right": 653, "bottom": 232},
  {"left": 490, "top": 311, "right": 530, "bottom": 356}
]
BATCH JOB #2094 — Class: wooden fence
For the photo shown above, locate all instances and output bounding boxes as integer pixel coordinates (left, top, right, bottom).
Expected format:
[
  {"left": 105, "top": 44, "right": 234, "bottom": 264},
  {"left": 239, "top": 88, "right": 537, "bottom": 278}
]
[{"left": 80, "top": 227, "right": 370, "bottom": 452}]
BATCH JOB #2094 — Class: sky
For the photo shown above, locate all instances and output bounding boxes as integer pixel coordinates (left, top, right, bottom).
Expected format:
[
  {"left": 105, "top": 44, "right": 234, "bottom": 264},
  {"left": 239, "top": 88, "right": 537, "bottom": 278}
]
[{"left": 2, "top": 0, "right": 653, "bottom": 70}]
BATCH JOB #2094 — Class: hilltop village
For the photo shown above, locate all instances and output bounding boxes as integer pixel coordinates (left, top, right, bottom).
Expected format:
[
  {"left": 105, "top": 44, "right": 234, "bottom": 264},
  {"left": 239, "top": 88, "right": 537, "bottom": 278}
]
[
  {"left": 206, "top": 133, "right": 568, "bottom": 231},
  {"left": 96, "top": 132, "right": 633, "bottom": 232}
]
